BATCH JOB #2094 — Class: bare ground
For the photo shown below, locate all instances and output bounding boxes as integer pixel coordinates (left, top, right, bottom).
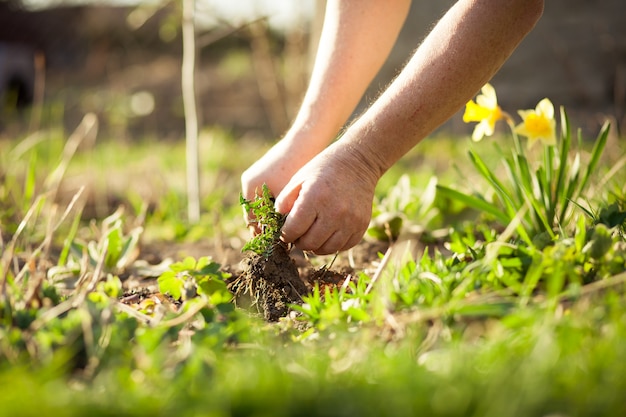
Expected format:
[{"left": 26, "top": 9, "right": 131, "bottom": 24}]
[{"left": 124, "top": 237, "right": 391, "bottom": 321}]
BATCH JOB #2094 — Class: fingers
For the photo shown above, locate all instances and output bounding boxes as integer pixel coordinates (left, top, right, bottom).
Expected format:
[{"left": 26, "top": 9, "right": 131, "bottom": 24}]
[
  {"left": 306, "top": 230, "right": 350, "bottom": 256},
  {"left": 309, "top": 229, "right": 366, "bottom": 255},
  {"left": 274, "top": 181, "right": 301, "bottom": 216},
  {"left": 279, "top": 187, "right": 369, "bottom": 255},
  {"left": 292, "top": 224, "right": 364, "bottom": 255},
  {"left": 276, "top": 179, "right": 338, "bottom": 251},
  {"left": 279, "top": 194, "right": 317, "bottom": 244},
  {"left": 292, "top": 216, "right": 334, "bottom": 253}
]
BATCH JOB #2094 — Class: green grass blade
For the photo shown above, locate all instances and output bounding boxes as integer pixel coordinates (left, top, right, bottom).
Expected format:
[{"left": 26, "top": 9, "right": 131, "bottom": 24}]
[
  {"left": 503, "top": 155, "right": 524, "bottom": 204},
  {"left": 520, "top": 251, "right": 544, "bottom": 305},
  {"left": 554, "top": 106, "right": 572, "bottom": 216},
  {"left": 23, "top": 152, "right": 38, "bottom": 213},
  {"left": 543, "top": 144, "right": 554, "bottom": 198},
  {"left": 559, "top": 153, "right": 581, "bottom": 222},
  {"left": 577, "top": 120, "right": 610, "bottom": 198},
  {"left": 468, "top": 150, "right": 518, "bottom": 217},
  {"left": 436, "top": 185, "right": 510, "bottom": 224},
  {"left": 58, "top": 209, "right": 83, "bottom": 266},
  {"left": 523, "top": 184, "right": 556, "bottom": 236}
]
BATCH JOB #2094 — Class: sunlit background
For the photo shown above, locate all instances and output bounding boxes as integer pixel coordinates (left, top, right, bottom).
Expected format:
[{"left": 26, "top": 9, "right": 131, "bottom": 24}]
[
  {"left": 1, "top": 0, "right": 625, "bottom": 143},
  {"left": 22, "top": 0, "right": 315, "bottom": 30}
]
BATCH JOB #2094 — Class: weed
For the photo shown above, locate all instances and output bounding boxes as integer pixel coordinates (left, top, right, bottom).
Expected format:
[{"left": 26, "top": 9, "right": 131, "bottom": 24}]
[
  {"left": 240, "top": 183, "right": 286, "bottom": 258},
  {"left": 157, "top": 256, "right": 232, "bottom": 305}
]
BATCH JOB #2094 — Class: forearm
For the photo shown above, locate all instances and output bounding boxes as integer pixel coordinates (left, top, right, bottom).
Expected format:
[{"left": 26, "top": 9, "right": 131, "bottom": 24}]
[
  {"left": 342, "top": 0, "right": 545, "bottom": 177},
  {"left": 285, "top": 0, "right": 411, "bottom": 152}
]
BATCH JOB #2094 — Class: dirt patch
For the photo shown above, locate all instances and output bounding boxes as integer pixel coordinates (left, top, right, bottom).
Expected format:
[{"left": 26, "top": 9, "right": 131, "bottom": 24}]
[
  {"left": 228, "top": 243, "right": 308, "bottom": 321},
  {"left": 126, "top": 238, "right": 391, "bottom": 321},
  {"left": 225, "top": 240, "right": 391, "bottom": 321}
]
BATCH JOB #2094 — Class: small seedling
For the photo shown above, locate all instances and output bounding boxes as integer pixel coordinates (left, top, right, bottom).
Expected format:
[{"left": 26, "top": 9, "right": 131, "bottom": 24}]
[
  {"left": 240, "top": 184, "right": 286, "bottom": 259},
  {"left": 157, "top": 256, "right": 231, "bottom": 304}
]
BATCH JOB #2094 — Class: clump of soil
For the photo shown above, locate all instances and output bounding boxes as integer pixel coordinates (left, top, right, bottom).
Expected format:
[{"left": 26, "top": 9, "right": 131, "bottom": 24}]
[{"left": 229, "top": 243, "right": 309, "bottom": 321}]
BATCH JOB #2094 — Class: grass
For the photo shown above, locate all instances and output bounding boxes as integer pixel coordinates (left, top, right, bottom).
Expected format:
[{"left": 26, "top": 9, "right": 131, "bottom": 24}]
[{"left": 1, "top": 99, "right": 625, "bottom": 416}]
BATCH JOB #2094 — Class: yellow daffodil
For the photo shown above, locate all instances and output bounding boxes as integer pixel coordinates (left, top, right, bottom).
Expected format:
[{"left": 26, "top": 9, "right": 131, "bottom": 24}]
[
  {"left": 514, "top": 98, "right": 557, "bottom": 148},
  {"left": 463, "top": 83, "right": 504, "bottom": 142}
]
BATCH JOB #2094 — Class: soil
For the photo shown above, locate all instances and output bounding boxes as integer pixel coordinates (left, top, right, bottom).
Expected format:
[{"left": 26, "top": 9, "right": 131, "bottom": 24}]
[
  {"left": 228, "top": 243, "right": 307, "bottom": 321},
  {"left": 227, "top": 240, "right": 392, "bottom": 321},
  {"left": 127, "top": 238, "right": 391, "bottom": 322}
]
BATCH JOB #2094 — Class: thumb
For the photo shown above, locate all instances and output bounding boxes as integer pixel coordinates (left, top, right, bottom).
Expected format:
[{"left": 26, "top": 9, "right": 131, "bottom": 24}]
[{"left": 274, "top": 181, "right": 302, "bottom": 215}]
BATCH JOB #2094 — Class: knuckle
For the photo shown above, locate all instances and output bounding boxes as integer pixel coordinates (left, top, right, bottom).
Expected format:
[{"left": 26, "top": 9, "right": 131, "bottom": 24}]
[{"left": 295, "top": 239, "right": 316, "bottom": 253}]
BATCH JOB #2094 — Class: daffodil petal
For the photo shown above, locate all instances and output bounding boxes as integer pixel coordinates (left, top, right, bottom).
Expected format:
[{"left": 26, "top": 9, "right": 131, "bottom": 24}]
[
  {"left": 472, "top": 123, "right": 486, "bottom": 141},
  {"left": 476, "top": 83, "right": 497, "bottom": 108},
  {"left": 515, "top": 101, "right": 557, "bottom": 148},
  {"left": 482, "top": 120, "right": 495, "bottom": 137},
  {"left": 536, "top": 98, "right": 554, "bottom": 119},
  {"left": 463, "top": 100, "right": 490, "bottom": 122},
  {"left": 464, "top": 83, "right": 504, "bottom": 139},
  {"left": 514, "top": 122, "right": 530, "bottom": 137}
]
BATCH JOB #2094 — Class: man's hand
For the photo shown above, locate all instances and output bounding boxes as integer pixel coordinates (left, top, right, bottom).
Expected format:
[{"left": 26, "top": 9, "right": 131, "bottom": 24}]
[
  {"left": 274, "top": 141, "right": 380, "bottom": 255},
  {"left": 241, "top": 138, "right": 320, "bottom": 233}
]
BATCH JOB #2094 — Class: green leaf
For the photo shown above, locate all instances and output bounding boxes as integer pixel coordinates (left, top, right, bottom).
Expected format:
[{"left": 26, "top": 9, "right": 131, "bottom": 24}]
[
  {"left": 450, "top": 301, "right": 514, "bottom": 318},
  {"left": 574, "top": 214, "right": 587, "bottom": 253},
  {"left": 240, "top": 184, "right": 285, "bottom": 257},
  {"left": 553, "top": 106, "right": 572, "bottom": 215},
  {"left": 24, "top": 152, "right": 37, "bottom": 208},
  {"left": 578, "top": 120, "right": 610, "bottom": 198},
  {"left": 513, "top": 153, "right": 534, "bottom": 203},
  {"left": 158, "top": 270, "right": 184, "bottom": 300},
  {"left": 583, "top": 224, "right": 613, "bottom": 260},
  {"left": 196, "top": 277, "right": 228, "bottom": 298},
  {"left": 436, "top": 185, "right": 510, "bottom": 224},
  {"left": 196, "top": 259, "right": 222, "bottom": 277},
  {"left": 468, "top": 150, "right": 517, "bottom": 215},
  {"left": 103, "top": 275, "right": 122, "bottom": 298},
  {"left": 105, "top": 227, "right": 124, "bottom": 269},
  {"left": 58, "top": 213, "right": 82, "bottom": 266},
  {"left": 597, "top": 202, "right": 626, "bottom": 228},
  {"left": 183, "top": 256, "right": 198, "bottom": 270},
  {"left": 560, "top": 153, "right": 581, "bottom": 221}
]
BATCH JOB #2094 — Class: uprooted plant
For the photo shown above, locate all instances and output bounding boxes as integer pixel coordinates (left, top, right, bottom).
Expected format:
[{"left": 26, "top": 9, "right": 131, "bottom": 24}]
[
  {"left": 231, "top": 184, "right": 308, "bottom": 321},
  {"left": 239, "top": 184, "right": 286, "bottom": 258}
]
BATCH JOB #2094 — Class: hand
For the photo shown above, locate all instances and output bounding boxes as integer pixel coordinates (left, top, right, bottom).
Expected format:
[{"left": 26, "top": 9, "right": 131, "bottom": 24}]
[
  {"left": 241, "top": 138, "right": 319, "bottom": 233},
  {"left": 274, "top": 141, "right": 380, "bottom": 255}
]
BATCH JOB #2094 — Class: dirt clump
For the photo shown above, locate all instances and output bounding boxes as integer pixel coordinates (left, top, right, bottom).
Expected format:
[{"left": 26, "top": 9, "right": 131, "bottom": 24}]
[{"left": 229, "top": 243, "right": 309, "bottom": 322}]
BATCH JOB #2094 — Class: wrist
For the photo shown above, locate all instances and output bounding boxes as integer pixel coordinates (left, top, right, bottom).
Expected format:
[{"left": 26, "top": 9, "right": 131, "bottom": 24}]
[
  {"left": 331, "top": 138, "right": 386, "bottom": 190},
  {"left": 339, "top": 123, "right": 392, "bottom": 182},
  {"left": 280, "top": 124, "right": 335, "bottom": 158},
  {"left": 286, "top": 105, "right": 347, "bottom": 147}
]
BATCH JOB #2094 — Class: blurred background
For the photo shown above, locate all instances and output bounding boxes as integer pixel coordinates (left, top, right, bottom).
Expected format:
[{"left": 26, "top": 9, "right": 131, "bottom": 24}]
[{"left": 0, "top": 0, "right": 624, "bottom": 143}]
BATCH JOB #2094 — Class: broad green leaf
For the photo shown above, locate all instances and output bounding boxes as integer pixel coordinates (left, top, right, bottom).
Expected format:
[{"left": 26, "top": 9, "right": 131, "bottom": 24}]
[
  {"left": 181, "top": 256, "right": 197, "bottom": 270},
  {"left": 158, "top": 270, "right": 184, "bottom": 300},
  {"left": 196, "top": 277, "right": 228, "bottom": 298}
]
